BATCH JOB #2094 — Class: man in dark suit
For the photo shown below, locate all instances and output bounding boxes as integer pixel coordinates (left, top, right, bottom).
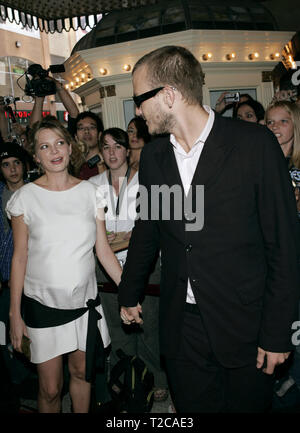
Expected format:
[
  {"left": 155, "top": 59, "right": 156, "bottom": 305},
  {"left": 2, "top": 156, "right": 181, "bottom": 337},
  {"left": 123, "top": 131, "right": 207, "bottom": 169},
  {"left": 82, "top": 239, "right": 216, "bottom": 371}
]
[{"left": 118, "top": 45, "right": 300, "bottom": 412}]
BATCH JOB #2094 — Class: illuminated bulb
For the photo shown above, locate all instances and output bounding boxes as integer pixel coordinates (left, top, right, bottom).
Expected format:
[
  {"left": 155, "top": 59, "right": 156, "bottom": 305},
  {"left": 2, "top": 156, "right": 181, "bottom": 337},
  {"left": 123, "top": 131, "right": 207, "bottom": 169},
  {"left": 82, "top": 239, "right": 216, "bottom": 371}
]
[
  {"left": 75, "top": 77, "right": 80, "bottom": 82},
  {"left": 270, "top": 52, "right": 280, "bottom": 60},
  {"left": 81, "top": 73, "right": 85, "bottom": 79},
  {"left": 248, "top": 52, "right": 259, "bottom": 60},
  {"left": 99, "top": 68, "right": 107, "bottom": 75},
  {"left": 123, "top": 64, "right": 131, "bottom": 72},
  {"left": 202, "top": 53, "right": 212, "bottom": 61},
  {"left": 65, "top": 84, "right": 69, "bottom": 90},
  {"left": 70, "top": 81, "right": 74, "bottom": 86},
  {"left": 226, "top": 53, "right": 236, "bottom": 61}
]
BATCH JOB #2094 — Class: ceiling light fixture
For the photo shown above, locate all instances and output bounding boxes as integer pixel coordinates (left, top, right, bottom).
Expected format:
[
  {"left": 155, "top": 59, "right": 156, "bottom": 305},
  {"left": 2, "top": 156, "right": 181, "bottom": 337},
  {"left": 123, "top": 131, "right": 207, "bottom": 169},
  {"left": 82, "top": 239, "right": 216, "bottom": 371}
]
[
  {"left": 226, "top": 53, "right": 236, "bottom": 61},
  {"left": 202, "top": 53, "right": 212, "bottom": 61},
  {"left": 123, "top": 64, "right": 131, "bottom": 72},
  {"left": 269, "top": 52, "right": 280, "bottom": 60},
  {"left": 248, "top": 52, "right": 259, "bottom": 60}
]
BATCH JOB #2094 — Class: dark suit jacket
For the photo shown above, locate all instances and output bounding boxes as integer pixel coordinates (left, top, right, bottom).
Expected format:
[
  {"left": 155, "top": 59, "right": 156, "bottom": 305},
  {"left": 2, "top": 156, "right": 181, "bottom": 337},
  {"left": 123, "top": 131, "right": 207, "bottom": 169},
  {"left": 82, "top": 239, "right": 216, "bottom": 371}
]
[{"left": 118, "top": 113, "right": 300, "bottom": 367}]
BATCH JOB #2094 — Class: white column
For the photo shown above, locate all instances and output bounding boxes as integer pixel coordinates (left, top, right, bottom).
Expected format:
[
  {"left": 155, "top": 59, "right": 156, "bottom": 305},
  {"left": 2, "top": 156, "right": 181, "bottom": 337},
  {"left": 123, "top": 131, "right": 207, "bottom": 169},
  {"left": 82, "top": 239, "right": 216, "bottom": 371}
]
[
  {"left": 260, "top": 82, "right": 274, "bottom": 108},
  {"left": 102, "top": 95, "right": 125, "bottom": 129}
]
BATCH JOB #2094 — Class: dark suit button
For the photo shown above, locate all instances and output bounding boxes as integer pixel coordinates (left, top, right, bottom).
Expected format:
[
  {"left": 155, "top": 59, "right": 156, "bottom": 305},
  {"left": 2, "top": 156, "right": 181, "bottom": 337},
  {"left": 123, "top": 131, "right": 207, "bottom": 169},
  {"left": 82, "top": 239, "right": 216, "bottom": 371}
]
[{"left": 186, "top": 244, "right": 192, "bottom": 252}]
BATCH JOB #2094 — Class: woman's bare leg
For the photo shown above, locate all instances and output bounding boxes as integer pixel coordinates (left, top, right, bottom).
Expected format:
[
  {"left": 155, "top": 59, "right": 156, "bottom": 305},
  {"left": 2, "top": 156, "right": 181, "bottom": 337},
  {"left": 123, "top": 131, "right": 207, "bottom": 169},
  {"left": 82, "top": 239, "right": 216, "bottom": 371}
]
[
  {"left": 68, "top": 350, "right": 91, "bottom": 413},
  {"left": 36, "top": 356, "right": 63, "bottom": 413}
]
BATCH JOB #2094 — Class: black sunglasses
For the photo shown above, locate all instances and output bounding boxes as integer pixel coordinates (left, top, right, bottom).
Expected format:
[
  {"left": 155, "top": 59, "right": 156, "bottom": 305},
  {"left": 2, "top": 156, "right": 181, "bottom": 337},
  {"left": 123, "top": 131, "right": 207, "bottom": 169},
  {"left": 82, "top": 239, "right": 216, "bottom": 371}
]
[{"left": 133, "top": 87, "right": 164, "bottom": 108}]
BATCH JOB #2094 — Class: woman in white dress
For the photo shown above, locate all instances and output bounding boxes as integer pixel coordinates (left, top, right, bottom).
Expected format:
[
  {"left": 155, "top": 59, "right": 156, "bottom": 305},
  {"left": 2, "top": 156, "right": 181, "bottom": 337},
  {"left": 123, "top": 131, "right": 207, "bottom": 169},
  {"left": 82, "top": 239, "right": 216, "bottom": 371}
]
[{"left": 6, "top": 118, "right": 122, "bottom": 413}]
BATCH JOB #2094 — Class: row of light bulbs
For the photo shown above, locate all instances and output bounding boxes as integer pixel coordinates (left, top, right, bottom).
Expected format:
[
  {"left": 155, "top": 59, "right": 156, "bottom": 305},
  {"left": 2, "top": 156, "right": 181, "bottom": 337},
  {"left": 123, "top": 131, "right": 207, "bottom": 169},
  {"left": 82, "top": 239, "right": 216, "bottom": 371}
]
[
  {"left": 99, "top": 64, "right": 132, "bottom": 75},
  {"left": 97, "top": 53, "right": 281, "bottom": 78},
  {"left": 96, "top": 52, "right": 281, "bottom": 78},
  {"left": 65, "top": 52, "right": 281, "bottom": 90},
  {"left": 65, "top": 72, "right": 92, "bottom": 90},
  {"left": 65, "top": 64, "right": 132, "bottom": 89},
  {"left": 202, "top": 52, "right": 281, "bottom": 61}
]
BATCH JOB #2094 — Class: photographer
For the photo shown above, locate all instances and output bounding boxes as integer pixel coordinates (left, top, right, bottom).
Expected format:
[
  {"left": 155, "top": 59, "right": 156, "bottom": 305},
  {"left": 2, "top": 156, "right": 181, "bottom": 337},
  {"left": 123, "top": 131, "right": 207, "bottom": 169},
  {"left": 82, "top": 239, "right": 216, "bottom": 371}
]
[
  {"left": 215, "top": 91, "right": 254, "bottom": 115},
  {"left": 28, "top": 76, "right": 79, "bottom": 128}
]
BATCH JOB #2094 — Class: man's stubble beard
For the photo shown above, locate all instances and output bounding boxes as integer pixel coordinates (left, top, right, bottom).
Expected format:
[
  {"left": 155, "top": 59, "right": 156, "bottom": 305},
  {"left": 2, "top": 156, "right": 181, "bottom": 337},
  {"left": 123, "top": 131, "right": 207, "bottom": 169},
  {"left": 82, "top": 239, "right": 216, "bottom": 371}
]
[{"left": 150, "top": 107, "right": 176, "bottom": 135}]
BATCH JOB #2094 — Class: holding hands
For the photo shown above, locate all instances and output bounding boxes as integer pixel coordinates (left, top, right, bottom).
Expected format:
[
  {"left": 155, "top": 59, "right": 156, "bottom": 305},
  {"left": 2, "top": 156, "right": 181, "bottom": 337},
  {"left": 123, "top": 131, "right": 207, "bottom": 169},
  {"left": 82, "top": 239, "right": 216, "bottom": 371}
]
[{"left": 120, "top": 304, "right": 143, "bottom": 325}]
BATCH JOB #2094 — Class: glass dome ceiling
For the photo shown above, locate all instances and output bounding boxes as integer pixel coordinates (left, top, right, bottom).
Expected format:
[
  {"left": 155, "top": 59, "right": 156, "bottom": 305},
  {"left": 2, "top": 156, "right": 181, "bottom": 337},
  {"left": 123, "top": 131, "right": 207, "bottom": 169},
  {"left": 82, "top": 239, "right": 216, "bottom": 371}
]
[{"left": 71, "top": 0, "right": 278, "bottom": 54}]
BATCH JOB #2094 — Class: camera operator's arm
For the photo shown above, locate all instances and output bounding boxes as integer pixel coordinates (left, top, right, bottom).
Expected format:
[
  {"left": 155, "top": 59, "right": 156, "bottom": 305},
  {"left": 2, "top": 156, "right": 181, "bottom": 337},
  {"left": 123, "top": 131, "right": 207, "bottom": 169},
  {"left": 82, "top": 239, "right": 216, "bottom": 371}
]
[
  {"left": 0, "top": 96, "right": 9, "bottom": 141},
  {"left": 29, "top": 96, "right": 45, "bottom": 127},
  {"left": 52, "top": 78, "right": 79, "bottom": 119}
]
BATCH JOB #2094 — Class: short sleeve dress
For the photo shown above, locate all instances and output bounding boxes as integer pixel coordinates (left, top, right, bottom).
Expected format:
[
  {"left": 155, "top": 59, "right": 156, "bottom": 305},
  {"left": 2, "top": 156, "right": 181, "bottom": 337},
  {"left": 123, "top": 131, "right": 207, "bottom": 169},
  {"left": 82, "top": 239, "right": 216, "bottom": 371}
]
[{"left": 6, "top": 180, "right": 110, "bottom": 364}]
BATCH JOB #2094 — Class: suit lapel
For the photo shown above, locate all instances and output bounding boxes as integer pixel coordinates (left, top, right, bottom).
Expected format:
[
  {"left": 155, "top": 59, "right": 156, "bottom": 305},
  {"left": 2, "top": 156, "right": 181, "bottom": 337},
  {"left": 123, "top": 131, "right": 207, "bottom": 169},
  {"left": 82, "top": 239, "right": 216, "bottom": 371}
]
[
  {"left": 154, "top": 114, "right": 236, "bottom": 189},
  {"left": 191, "top": 114, "right": 236, "bottom": 189},
  {"left": 154, "top": 139, "right": 183, "bottom": 189}
]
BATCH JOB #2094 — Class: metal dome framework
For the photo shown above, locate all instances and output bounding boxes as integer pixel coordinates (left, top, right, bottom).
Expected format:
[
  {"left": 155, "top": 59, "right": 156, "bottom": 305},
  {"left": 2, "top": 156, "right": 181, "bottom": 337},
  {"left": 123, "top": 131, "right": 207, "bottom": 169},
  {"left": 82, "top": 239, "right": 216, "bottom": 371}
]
[{"left": 72, "top": 0, "right": 278, "bottom": 54}]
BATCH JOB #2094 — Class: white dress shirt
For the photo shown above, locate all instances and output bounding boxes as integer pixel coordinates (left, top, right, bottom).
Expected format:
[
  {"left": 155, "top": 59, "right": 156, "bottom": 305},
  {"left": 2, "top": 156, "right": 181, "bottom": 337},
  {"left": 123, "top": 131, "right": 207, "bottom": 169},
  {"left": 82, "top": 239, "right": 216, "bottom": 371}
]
[{"left": 170, "top": 105, "right": 215, "bottom": 303}]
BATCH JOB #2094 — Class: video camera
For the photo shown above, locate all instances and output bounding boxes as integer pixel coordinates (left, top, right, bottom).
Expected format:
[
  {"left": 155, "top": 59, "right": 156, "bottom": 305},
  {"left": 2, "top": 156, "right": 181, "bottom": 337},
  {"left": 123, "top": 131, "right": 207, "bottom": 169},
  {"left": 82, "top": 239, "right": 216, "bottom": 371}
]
[{"left": 25, "top": 63, "right": 65, "bottom": 97}]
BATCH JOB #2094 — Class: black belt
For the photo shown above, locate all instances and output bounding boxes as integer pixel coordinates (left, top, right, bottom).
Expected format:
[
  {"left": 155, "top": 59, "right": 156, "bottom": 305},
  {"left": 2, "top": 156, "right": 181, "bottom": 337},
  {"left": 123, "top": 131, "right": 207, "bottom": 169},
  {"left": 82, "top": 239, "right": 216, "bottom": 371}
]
[
  {"left": 184, "top": 302, "right": 201, "bottom": 315},
  {"left": 23, "top": 293, "right": 105, "bottom": 383}
]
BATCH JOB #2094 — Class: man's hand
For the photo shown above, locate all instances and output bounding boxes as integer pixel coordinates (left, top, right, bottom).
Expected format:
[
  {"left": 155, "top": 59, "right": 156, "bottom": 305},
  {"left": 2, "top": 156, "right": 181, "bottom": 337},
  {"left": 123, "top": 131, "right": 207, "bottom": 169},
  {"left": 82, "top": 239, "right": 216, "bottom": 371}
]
[
  {"left": 256, "top": 347, "right": 290, "bottom": 374},
  {"left": 120, "top": 304, "right": 143, "bottom": 325}
]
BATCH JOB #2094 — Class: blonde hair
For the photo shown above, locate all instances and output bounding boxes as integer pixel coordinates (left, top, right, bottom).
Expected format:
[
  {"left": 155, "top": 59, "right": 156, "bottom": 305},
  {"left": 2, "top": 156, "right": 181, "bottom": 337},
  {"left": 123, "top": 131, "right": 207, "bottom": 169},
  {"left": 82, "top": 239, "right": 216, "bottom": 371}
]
[
  {"left": 265, "top": 100, "right": 300, "bottom": 169},
  {"left": 30, "top": 117, "right": 86, "bottom": 177}
]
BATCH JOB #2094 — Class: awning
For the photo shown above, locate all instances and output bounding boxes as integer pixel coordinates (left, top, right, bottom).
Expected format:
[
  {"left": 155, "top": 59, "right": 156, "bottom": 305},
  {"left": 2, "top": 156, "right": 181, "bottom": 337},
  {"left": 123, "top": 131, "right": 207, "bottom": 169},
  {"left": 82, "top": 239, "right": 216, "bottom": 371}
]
[{"left": 0, "top": 0, "right": 158, "bottom": 33}]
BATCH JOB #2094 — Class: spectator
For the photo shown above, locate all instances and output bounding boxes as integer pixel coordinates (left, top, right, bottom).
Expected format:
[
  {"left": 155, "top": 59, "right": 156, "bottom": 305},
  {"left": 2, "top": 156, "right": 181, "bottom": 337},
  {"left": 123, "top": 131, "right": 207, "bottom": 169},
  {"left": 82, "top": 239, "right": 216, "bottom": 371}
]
[
  {"left": 265, "top": 100, "right": 300, "bottom": 217},
  {"left": 265, "top": 100, "right": 300, "bottom": 165},
  {"left": 0, "top": 141, "right": 31, "bottom": 396},
  {"left": 265, "top": 99, "right": 300, "bottom": 400},
  {"left": 74, "top": 112, "right": 106, "bottom": 180},
  {"left": 233, "top": 99, "right": 265, "bottom": 124},
  {"left": 90, "top": 127, "right": 169, "bottom": 403},
  {"left": 215, "top": 92, "right": 254, "bottom": 115},
  {"left": 0, "top": 141, "right": 27, "bottom": 285},
  {"left": 127, "top": 116, "right": 151, "bottom": 170}
]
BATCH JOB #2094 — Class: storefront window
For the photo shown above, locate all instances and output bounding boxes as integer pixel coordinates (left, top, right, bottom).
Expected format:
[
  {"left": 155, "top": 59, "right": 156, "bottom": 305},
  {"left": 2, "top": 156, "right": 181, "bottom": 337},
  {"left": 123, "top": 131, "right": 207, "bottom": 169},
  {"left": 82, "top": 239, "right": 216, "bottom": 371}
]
[{"left": 0, "top": 56, "right": 33, "bottom": 102}]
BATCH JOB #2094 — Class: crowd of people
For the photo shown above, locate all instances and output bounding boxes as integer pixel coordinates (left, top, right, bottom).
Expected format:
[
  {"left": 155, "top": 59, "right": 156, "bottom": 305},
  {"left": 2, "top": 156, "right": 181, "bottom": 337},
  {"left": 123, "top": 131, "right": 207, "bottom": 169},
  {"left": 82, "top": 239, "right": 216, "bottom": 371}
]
[{"left": 0, "top": 44, "right": 300, "bottom": 414}]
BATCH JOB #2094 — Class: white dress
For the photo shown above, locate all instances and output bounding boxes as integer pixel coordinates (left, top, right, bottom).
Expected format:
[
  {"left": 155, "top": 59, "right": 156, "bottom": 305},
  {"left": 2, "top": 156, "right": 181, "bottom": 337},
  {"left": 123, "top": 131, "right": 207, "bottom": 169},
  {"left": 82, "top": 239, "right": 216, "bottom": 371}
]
[{"left": 6, "top": 181, "right": 110, "bottom": 364}]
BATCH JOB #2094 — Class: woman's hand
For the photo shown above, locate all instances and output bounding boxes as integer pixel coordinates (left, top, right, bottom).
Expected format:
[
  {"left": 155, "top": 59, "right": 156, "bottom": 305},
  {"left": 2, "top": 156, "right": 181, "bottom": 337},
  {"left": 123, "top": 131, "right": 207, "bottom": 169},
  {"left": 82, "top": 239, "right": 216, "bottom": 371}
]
[
  {"left": 106, "top": 231, "right": 117, "bottom": 244},
  {"left": 9, "top": 314, "right": 28, "bottom": 353},
  {"left": 215, "top": 92, "right": 229, "bottom": 113}
]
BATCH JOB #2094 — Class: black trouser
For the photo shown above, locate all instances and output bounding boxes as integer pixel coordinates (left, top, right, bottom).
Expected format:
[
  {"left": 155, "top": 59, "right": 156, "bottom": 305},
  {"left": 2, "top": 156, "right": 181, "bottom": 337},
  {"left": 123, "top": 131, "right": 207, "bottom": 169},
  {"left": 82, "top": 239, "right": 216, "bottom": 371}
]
[{"left": 164, "top": 306, "right": 274, "bottom": 413}]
